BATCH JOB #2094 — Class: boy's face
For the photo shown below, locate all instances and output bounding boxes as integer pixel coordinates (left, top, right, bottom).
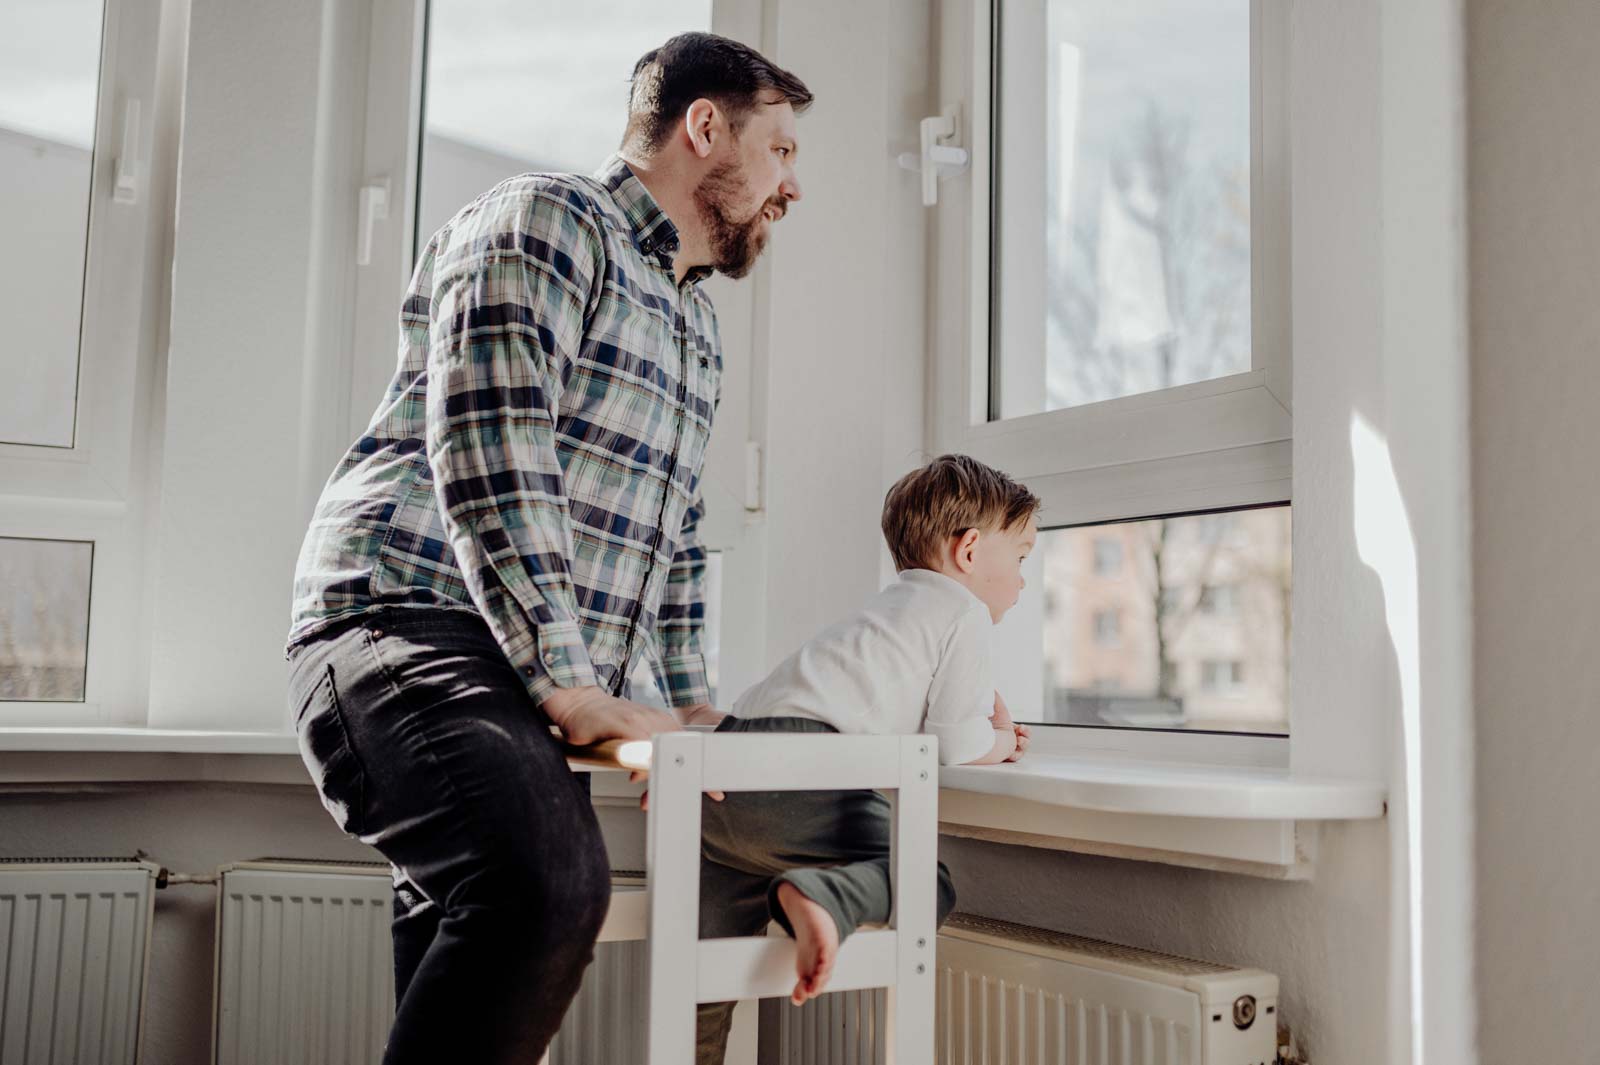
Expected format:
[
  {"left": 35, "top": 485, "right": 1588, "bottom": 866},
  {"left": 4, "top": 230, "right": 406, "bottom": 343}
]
[{"left": 966, "top": 515, "right": 1038, "bottom": 623}]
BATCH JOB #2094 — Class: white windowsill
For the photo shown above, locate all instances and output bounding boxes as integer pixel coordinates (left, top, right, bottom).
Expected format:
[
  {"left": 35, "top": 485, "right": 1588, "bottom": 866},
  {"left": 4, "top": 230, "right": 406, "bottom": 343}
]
[
  {"left": 0, "top": 728, "right": 300, "bottom": 755},
  {"left": 934, "top": 754, "right": 1385, "bottom": 879},
  {"left": 939, "top": 753, "right": 1385, "bottom": 821}
]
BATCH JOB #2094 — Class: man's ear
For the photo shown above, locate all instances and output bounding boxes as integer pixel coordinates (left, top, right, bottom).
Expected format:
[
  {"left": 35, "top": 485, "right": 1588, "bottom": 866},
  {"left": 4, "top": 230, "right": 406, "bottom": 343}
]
[
  {"left": 953, "top": 528, "right": 980, "bottom": 574},
  {"left": 684, "top": 98, "right": 719, "bottom": 158}
]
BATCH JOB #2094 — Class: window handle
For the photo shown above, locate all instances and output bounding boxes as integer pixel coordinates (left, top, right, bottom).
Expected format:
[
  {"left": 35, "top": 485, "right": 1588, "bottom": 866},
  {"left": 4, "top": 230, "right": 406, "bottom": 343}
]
[
  {"left": 896, "top": 106, "right": 969, "bottom": 207},
  {"left": 113, "top": 98, "right": 141, "bottom": 205},
  {"left": 357, "top": 178, "right": 390, "bottom": 266}
]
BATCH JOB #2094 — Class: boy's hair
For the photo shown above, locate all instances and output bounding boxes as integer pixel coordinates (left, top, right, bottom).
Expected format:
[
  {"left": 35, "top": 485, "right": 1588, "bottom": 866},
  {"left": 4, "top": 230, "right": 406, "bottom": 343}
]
[
  {"left": 623, "top": 33, "right": 814, "bottom": 157},
  {"left": 881, "top": 454, "right": 1041, "bottom": 572}
]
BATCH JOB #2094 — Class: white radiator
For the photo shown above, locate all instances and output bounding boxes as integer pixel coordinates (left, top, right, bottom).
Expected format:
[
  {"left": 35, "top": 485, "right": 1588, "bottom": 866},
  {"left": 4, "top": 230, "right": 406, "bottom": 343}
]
[
  {"left": 765, "top": 913, "right": 1279, "bottom": 1065},
  {"left": 0, "top": 858, "right": 160, "bottom": 1065},
  {"left": 759, "top": 986, "right": 887, "bottom": 1065},
  {"left": 212, "top": 860, "right": 394, "bottom": 1065},
  {"left": 212, "top": 862, "right": 652, "bottom": 1065},
  {"left": 544, "top": 869, "right": 647, "bottom": 1065}
]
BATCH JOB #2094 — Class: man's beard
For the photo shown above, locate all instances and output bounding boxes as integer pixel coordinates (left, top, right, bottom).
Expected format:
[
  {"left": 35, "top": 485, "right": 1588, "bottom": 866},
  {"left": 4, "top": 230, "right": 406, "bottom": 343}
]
[{"left": 694, "top": 156, "right": 782, "bottom": 280}]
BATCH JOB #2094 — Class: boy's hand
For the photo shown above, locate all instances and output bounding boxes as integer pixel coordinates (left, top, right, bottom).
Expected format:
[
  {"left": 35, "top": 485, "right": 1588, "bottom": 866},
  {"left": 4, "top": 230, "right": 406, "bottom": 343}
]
[
  {"left": 1005, "top": 722, "right": 1031, "bottom": 761},
  {"left": 992, "top": 690, "right": 1014, "bottom": 728},
  {"left": 993, "top": 691, "right": 1029, "bottom": 761}
]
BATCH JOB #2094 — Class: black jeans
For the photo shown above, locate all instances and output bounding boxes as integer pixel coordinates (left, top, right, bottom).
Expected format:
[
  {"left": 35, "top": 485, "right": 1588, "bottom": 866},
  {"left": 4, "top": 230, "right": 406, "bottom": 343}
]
[{"left": 287, "top": 607, "right": 611, "bottom": 1065}]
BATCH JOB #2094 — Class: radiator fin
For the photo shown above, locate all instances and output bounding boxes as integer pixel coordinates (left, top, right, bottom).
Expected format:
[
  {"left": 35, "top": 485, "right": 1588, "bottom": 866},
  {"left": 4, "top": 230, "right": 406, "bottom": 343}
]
[
  {"left": 0, "top": 865, "right": 155, "bottom": 1065},
  {"left": 771, "top": 987, "right": 885, "bottom": 1065},
  {"left": 944, "top": 913, "right": 1233, "bottom": 977},
  {"left": 215, "top": 866, "right": 652, "bottom": 1065},
  {"left": 548, "top": 939, "right": 648, "bottom": 1065},
  {"left": 931, "top": 962, "right": 1196, "bottom": 1065},
  {"left": 215, "top": 867, "right": 394, "bottom": 1065}
]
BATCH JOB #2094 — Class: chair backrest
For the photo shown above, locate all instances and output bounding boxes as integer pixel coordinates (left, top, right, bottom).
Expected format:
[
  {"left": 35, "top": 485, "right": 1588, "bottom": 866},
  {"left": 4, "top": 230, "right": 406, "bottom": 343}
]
[{"left": 644, "top": 730, "right": 939, "bottom": 1065}]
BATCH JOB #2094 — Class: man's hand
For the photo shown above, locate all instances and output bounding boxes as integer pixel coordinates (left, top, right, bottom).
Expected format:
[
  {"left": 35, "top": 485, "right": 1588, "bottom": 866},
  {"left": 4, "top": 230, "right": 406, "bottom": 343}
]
[
  {"left": 674, "top": 702, "right": 727, "bottom": 729},
  {"left": 542, "top": 685, "right": 678, "bottom": 747}
]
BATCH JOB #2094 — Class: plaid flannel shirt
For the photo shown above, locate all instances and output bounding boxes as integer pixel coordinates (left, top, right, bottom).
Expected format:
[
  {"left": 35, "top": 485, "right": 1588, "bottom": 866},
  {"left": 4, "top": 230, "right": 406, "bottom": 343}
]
[{"left": 287, "top": 156, "right": 721, "bottom": 707}]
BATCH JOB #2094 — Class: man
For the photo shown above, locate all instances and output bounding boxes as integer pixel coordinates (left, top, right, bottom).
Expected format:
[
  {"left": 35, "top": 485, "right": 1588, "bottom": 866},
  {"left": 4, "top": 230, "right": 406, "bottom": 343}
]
[{"left": 284, "top": 32, "right": 809, "bottom": 1064}]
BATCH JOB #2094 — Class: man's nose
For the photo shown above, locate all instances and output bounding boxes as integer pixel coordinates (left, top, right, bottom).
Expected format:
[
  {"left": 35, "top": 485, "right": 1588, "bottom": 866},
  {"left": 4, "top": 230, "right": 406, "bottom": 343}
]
[{"left": 780, "top": 173, "right": 802, "bottom": 204}]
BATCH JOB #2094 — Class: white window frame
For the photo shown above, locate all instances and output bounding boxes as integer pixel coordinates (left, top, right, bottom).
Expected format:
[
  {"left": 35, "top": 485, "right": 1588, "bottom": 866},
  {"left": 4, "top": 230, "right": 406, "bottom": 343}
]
[
  {"left": 0, "top": 0, "right": 172, "bottom": 726},
  {"left": 931, "top": 0, "right": 1292, "bottom": 766}
]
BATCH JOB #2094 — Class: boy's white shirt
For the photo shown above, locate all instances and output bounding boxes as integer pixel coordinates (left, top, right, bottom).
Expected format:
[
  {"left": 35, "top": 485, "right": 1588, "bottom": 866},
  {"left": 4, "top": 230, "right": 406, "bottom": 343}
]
[{"left": 730, "top": 568, "right": 996, "bottom": 766}]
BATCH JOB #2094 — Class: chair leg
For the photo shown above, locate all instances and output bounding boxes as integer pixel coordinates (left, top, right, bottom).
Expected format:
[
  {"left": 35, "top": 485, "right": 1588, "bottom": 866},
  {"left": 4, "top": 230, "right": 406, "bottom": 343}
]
[
  {"left": 885, "top": 736, "right": 939, "bottom": 1064},
  {"left": 647, "top": 732, "right": 705, "bottom": 1065}
]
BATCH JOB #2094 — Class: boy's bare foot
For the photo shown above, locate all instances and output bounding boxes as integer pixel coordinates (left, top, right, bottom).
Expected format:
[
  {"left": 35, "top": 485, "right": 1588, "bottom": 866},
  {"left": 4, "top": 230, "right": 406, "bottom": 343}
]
[{"left": 776, "top": 882, "right": 839, "bottom": 1005}]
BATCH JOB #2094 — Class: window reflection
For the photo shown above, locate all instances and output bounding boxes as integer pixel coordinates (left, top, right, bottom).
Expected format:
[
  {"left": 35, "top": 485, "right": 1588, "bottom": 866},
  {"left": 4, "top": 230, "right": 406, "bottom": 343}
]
[
  {"left": 0, "top": 537, "right": 93, "bottom": 702},
  {"left": 418, "top": 0, "right": 711, "bottom": 253},
  {"left": 993, "top": 0, "right": 1252, "bottom": 417},
  {"left": 1029, "top": 506, "right": 1289, "bottom": 734},
  {"left": 0, "top": 0, "right": 105, "bottom": 447}
]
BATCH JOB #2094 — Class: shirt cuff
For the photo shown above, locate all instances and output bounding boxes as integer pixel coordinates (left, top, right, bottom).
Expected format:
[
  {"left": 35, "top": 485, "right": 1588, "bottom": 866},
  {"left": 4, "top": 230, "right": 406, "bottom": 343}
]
[
  {"left": 925, "top": 715, "right": 999, "bottom": 766},
  {"left": 517, "top": 619, "right": 600, "bottom": 705},
  {"left": 661, "top": 651, "right": 711, "bottom": 708}
]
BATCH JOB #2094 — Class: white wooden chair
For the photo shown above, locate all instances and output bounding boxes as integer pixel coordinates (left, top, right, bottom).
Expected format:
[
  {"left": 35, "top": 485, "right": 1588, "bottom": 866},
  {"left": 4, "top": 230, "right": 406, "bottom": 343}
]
[
  {"left": 643, "top": 729, "right": 938, "bottom": 1065},
  {"left": 559, "top": 729, "right": 939, "bottom": 1065}
]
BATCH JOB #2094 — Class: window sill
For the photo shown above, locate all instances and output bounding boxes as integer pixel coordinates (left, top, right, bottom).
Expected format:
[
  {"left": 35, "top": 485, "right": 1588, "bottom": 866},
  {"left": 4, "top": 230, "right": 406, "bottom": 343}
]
[
  {"left": 0, "top": 728, "right": 300, "bottom": 755},
  {"left": 936, "top": 754, "right": 1386, "bottom": 879},
  {"left": 0, "top": 728, "right": 306, "bottom": 787},
  {"left": 940, "top": 754, "right": 1384, "bottom": 821}
]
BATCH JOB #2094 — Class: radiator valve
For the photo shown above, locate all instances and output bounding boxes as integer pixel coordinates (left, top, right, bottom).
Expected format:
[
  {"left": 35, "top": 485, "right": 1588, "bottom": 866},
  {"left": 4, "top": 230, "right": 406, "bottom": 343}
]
[{"left": 1233, "top": 994, "right": 1258, "bottom": 1029}]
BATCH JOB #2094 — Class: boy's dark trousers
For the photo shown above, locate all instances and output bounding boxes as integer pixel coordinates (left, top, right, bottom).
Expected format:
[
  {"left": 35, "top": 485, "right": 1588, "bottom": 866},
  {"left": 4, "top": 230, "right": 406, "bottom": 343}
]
[{"left": 694, "top": 716, "right": 958, "bottom": 1065}]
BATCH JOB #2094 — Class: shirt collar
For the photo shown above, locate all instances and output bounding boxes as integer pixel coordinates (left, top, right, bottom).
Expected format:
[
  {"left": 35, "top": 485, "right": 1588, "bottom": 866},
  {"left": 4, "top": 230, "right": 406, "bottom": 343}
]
[
  {"left": 897, "top": 567, "right": 989, "bottom": 610},
  {"left": 595, "top": 154, "right": 713, "bottom": 285}
]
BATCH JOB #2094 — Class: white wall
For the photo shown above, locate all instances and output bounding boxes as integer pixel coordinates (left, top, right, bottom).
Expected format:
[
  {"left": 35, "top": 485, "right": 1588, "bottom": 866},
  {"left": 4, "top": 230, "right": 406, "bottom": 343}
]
[
  {"left": 753, "top": 0, "right": 931, "bottom": 665},
  {"left": 1467, "top": 2, "right": 1600, "bottom": 1061}
]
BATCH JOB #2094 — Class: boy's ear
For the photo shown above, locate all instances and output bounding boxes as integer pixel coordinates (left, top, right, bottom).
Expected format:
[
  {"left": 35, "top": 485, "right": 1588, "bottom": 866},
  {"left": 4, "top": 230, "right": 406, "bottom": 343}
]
[{"left": 954, "top": 528, "right": 981, "bottom": 574}]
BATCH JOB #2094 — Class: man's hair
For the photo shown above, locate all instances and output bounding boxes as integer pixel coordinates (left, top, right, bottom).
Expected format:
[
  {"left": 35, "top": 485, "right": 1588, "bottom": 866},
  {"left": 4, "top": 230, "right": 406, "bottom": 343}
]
[
  {"left": 622, "top": 32, "right": 813, "bottom": 156},
  {"left": 881, "top": 455, "right": 1041, "bottom": 573}
]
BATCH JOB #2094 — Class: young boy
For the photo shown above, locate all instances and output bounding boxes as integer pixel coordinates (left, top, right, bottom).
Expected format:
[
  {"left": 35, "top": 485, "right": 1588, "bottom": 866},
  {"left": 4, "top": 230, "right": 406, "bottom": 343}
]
[{"left": 693, "top": 454, "right": 1039, "bottom": 1065}]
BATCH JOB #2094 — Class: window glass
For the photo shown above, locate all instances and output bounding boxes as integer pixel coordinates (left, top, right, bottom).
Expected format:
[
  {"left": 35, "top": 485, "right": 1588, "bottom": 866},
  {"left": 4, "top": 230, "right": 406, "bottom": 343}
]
[
  {"left": 0, "top": 0, "right": 105, "bottom": 447},
  {"left": 418, "top": 0, "right": 712, "bottom": 251},
  {"left": 996, "top": 505, "right": 1289, "bottom": 734},
  {"left": 991, "top": 0, "right": 1251, "bottom": 418},
  {"left": 0, "top": 537, "right": 93, "bottom": 702}
]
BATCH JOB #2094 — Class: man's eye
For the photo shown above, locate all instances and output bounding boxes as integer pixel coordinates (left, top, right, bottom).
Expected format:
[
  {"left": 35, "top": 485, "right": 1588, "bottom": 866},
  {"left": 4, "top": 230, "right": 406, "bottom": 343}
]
[{"left": 776, "top": 147, "right": 790, "bottom": 158}]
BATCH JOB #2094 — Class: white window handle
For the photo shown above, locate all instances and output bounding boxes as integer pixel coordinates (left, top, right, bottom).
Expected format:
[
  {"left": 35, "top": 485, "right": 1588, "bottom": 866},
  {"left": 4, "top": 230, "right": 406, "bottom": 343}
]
[
  {"left": 897, "top": 106, "right": 969, "bottom": 207},
  {"left": 113, "top": 98, "right": 141, "bottom": 205},
  {"left": 357, "top": 178, "right": 390, "bottom": 266}
]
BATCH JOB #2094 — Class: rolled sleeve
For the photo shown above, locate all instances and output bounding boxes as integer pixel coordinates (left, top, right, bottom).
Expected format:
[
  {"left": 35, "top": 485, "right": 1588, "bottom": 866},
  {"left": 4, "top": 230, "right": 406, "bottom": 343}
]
[
  {"left": 922, "top": 602, "right": 998, "bottom": 765},
  {"left": 924, "top": 714, "right": 998, "bottom": 767}
]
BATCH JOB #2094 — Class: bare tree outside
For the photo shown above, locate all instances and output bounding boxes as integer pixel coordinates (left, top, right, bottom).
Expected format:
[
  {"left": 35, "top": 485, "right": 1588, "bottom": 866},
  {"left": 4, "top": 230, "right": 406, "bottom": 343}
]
[
  {"left": 999, "top": 2, "right": 1285, "bottom": 733},
  {"left": 1038, "top": 509, "right": 1289, "bottom": 734},
  {"left": 0, "top": 537, "right": 92, "bottom": 701}
]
